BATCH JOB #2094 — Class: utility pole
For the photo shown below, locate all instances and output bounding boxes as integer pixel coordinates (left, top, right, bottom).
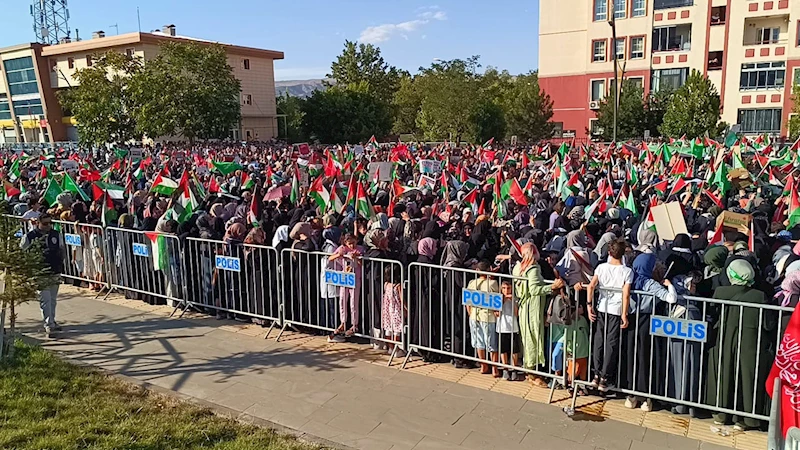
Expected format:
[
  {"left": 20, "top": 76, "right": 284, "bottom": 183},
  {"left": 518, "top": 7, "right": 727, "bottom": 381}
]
[{"left": 608, "top": 1, "right": 618, "bottom": 143}]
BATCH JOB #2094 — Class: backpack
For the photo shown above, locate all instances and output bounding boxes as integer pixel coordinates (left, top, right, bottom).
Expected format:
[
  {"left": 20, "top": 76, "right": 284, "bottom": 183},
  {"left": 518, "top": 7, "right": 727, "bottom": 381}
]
[{"left": 547, "top": 285, "right": 575, "bottom": 326}]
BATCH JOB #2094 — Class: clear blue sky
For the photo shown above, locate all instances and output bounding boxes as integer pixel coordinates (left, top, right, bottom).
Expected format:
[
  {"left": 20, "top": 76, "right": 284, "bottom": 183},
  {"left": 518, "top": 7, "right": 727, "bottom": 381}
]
[{"left": 2, "top": 0, "right": 539, "bottom": 80}]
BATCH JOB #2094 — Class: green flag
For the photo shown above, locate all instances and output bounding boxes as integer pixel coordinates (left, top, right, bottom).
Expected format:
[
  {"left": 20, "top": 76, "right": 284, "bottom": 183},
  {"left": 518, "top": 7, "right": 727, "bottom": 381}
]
[
  {"left": 211, "top": 161, "right": 244, "bottom": 176},
  {"left": 43, "top": 179, "right": 63, "bottom": 207},
  {"left": 711, "top": 163, "right": 732, "bottom": 195},
  {"left": 557, "top": 143, "right": 569, "bottom": 158},
  {"left": 724, "top": 132, "right": 738, "bottom": 149},
  {"left": 624, "top": 192, "right": 638, "bottom": 217},
  {"left": 60, "top": 172, "right": 89, "bottom": 201}
]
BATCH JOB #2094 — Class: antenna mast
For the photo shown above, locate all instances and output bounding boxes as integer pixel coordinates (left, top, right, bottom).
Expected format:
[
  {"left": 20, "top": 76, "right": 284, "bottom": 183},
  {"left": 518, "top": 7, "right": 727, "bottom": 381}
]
[{"left": 31, "top": 0, "right": 72, "bottom": 44}]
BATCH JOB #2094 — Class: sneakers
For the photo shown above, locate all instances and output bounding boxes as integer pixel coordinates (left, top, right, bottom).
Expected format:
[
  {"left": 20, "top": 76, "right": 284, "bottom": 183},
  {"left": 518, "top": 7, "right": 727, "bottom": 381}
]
[
  {"left": 327, "top": 334, "right": 345, "bottom": 343},
  {"left": 640, "top": 399, "right": 653, "bottom": 412},
  {"left": 589, "top": 376, "right": 600, "bottom": 388},
  {"left": 598, "top": 379, "right": 610, "bottom": 393},
  {"left": 44, "top": 326, "right": 54, "bottom": 339},
  {"left": 625, "top": 397, "right": 638, "bottom": 409}
]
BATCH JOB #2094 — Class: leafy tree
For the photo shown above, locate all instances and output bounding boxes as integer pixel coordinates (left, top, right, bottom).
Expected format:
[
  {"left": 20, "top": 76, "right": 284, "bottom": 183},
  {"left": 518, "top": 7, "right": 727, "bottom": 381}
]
[
  {"left": 788, "top": 84, "right": 800, "bottom": 139},
  {"left": 0, "top": 213, "right": 58, "bottom": 358},
  {"left": 302, "top": 86, "right": 392, "bottom": 143},
  {"left": 502, "top": 72, "right": 554, "bottom": 141},
  {"left": 276, "top": 93, "right": 306, "bottom": 143},
  {"left": 594, "top": 79, "right": 646, "bottom": 140},
  {"left": 328, "top": 40, "right": 405, "bottom": 104},
  {"left": 392, "top": 74, "right": 423, "bottom": 138},
  {"left": 643, "top": 88, "right": 672, "bottom": 138},
  {"left": 57, "top": 51, "right": 142, "bottom": 146},
  {"left": 660, "top": 70, "right": 721, "bottom": 138},
  {"left": 129, "top": 43, "right": 241, "bottom": 142},
  {"left": 470, "top": 99, "right": 507, "bottom": 144}
]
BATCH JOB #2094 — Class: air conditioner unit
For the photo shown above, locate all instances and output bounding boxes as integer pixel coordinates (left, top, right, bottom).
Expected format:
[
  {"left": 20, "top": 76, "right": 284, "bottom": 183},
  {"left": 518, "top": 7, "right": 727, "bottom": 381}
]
[{"left": 589, "top": 101, "right": 600, "bottom": 110}]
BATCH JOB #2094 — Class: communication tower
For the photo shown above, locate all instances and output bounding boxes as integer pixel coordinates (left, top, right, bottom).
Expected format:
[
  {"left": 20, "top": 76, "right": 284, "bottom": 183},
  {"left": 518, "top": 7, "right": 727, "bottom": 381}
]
[{"left": 31, "top": 0, "right": 72, "bottom": 45}]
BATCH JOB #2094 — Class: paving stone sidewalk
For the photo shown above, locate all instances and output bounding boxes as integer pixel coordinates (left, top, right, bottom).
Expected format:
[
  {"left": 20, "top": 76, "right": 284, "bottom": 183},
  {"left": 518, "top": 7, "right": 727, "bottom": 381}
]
[{"left": 16, "top": 286, "right": 746, "bottom": 450}]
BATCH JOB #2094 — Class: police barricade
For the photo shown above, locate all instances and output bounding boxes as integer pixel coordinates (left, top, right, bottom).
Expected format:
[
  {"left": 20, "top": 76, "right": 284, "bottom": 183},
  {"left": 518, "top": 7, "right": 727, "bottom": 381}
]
[
  {"left": 569, "top": 285, "right": 792, "bottom": 424},
  {"left": 104, "top": 227, "right": 183, "bottom": 305},
  {"left": 54, "top": 220, "right": 108, "bottom": 288},
  {"left": 403, "top": 262, "right": 567, "bottom": 399},
  {"left": 178, "top": 237, "right": 281, "bottom": 336},
  {"left": 278, "top": 248, "right": 405, "bottom": 366}
]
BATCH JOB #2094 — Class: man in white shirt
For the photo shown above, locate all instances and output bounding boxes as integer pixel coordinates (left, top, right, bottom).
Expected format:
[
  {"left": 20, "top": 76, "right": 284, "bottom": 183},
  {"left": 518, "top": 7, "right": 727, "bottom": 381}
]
[{"left": 587, "top": 239, "right": 632, "bottom": 392}]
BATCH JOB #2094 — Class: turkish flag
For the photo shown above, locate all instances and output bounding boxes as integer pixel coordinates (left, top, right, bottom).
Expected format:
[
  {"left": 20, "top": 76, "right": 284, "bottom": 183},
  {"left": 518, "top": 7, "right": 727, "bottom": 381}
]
[{"left": 767, "top": 306, "right": 800, "bottom": 438}]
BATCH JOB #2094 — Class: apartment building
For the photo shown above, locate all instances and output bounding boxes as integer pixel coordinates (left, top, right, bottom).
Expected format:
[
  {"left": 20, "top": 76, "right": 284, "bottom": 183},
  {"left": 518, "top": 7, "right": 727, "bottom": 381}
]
[
  {"left": 538, "top": 0, "right": 799, "bottom": 139},
  {"left": 0, "top": 26, "right": 284, "bottom": 143}
]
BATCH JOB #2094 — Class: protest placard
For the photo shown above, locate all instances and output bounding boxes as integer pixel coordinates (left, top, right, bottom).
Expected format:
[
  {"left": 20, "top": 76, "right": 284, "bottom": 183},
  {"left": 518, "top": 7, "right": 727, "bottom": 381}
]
[
  {"left": 368, "top": 162, "right": 393, "bottom": 182},
  {"left": 651, "top": 202, "right": 688, "bottom": 241},
  {"left": 419, "top": 159, "right": 441, "bottom": 174},
  {"left": 716, "top": 210, "right": 751, "bottom": 234}
]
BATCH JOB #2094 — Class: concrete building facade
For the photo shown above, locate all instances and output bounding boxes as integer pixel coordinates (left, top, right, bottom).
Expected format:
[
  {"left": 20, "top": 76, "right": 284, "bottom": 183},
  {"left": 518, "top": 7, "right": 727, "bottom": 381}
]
[
  {"left": 0, "top": 26, "right": 283, "bottom": 143},
  {"left": 538, "top": 0, "right": 800, "bottom": 139}
]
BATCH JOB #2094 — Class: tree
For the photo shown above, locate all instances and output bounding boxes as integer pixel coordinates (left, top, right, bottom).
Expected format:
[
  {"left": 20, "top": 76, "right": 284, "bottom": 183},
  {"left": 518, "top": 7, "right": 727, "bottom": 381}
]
[
  {"left": 302, "top": 86, "right": 392, "bottom": 143},
  {"left": 594, "top": 80, "right": 646, "bottom": 140},
  {"left": 788, "top": 84, "right": 800, "bottom": 139},
  {"left": 276, "top": 93, "right": 307, "bottom": 143},
  {"left": 57, "top": 51, "right": 142, "bottom": 146},
  {"left": 642, "top": 88, "right": 672, "bottom": 138},
  {"left": 392, "top": 74, "right": 423, "bottom": 138},
  {"left": 659, "top": 70, "right": 721, "bottom": 138},
  {"left": 129, "top": 43, "right": 241, "bottom": 142},
  {"left": 502, "top": 72, "right": 554, "bottom": 141},
  {"left": 470, "top": 99, "right": 506, "bottom": 144},
  {"left": 328, "top": 40, "right": 405, "bottom": 104},
  {"left": 0, "top": 214, "right": 58, "bottom": 358}
]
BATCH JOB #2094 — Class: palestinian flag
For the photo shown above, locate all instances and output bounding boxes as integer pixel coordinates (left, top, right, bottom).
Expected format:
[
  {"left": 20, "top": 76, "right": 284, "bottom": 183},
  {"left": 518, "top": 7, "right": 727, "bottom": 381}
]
[
  {"left": 704, "top": 189, "right": 725, "bottom": 209},
  {"left": 192, "top": 175, "right": 207, "bottom": 200},
  {"left": 173, "top": 182, "right": 198, "bottom": 224},
  {"left": 711, "top": 163, "right": 732, "bottom": 195},
  {"left": 732, "top": 150, "right": 746, "bottom": 170},
  {"left": 151, "top": 170, "right": 178, "bottom": 196},
  {"left": 355, "top": 181, "right": 374, "bottom": 219},
  {"left": 789, "top": 185, "right": 800, "bottom": 229},
  {"left": 290, "top": 164, "right": 301, "bottom": 205},
  {"left": 642, "top": 196, "right": 658, "bottom": 230},
  {"left": 668, "top": 178, "right": 688, "bottom": 199},
  {"left": 144, "top": 232, "right": 169, "bottom": 271},
  {"left": 43, "top": 179, "right": 63, "bottom": 207},
  {"left": 8, "top": 160, "right": 20, "bottom": 181},
  {"left": 500, "top": 178, "right": 528, "bottom": 206},
  {"left": 584, "top": 194, "right": 606, "bottom": 221},
  {"left": 330, "top": 182, "right": 344, "bottom": 213},
  {"left": 783, "top": 175, "right": 795, "bottom": 197},
  {"left": 248, "top": 187, "right": 261, "bottom": 227},
  {"left": 3, "top": 180, "right": 20, "bottom": 198},
  {"left": 211, "top": 161, "right": 244, "bottom": 176},
  {"left": 482, "top": 137, "right": 495, "bottom": 149},
  {"left": 708, "top": 221, "right": 725, "bottom": 247},
  {"left": 652, "top": 180, "right": 669, "bottom": 197},
  {"left": 628, "top": 164, "right": 639, "bottom": 186},
  {"left": 477, "top": 197, "right": 486, "bottom": 216},
  {"left": 493, "top": 171, "right": 507, "bottom": 218},
  {"left": 440, "top": 171, "right": 449, "bottom": 198},
  {"left": 241, "top": 172, "right": 255, "bottom": 191},
  {"left": 366, "top": 135, "right": 379, "bottom": 151},
  {"left": 39, "top": 165, "right": 49, "bottom": 181},
  {"left": 308, "top": 175, "right": 330, "bottom": 213},
  {"left": 557, "top": 142, "right": 569, "bottom": 158},
  {"left": 93, "top": 181, "right": 126, "bottom": 200},
  {"left": 769, "top": 168, "right": 783, "bottom": 186},
  {"left": 61, "top": 172, "right": 89, "bottom": 201},
  {"left": 507, "top": 235, "right": 523, "bottom": 256},
  {"left": 623, "top": 191, "right": 638, "bottom": 217},
  {"left": 463, "top": 188, "right": 479, "bottom": 213}
]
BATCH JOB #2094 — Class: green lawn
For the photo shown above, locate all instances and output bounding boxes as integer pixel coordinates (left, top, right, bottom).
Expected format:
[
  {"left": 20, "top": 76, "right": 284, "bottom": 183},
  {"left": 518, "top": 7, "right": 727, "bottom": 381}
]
[{"left": 0, "top": 342, "right": 319, "bottom": 450}]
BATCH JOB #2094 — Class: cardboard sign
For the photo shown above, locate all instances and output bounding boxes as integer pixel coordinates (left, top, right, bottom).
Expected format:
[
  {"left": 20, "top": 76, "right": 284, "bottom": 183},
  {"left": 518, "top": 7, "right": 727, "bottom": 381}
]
[
  {"left": 129, "top": 148, "right": 143, "bottom": 161},
  {"left": 419, "top": 159, "right": 442, "bottom": 175},
  {"left": 651, "top": 202, "right": 688, "bottom": 241},
  {"left": 353, "top": 145, "right": 364, "bottom": 156},
  {"left": 296, "top": 143, "right": 311, "bottom": 159},
  {"left": 716, "top": 211, "right": 751, "bottom": 234},
  {"left": 368, "top": 162, "right": 393, "bottom": 182},
  {"left": 60, "top": 159, "right": 79, "bottom": 170}
]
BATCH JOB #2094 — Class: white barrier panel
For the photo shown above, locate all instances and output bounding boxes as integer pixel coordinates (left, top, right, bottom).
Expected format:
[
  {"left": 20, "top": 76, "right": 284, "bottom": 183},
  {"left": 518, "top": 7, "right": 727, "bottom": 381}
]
[{"left": 55, "top": 220, "right": 107, "bottom": 287}]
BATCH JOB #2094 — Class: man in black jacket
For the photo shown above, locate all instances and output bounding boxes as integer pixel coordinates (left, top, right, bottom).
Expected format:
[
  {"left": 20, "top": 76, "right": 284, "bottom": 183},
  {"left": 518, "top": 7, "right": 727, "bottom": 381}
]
[{"left": 20, "top": 213, "right": 63, "bottom": 338}]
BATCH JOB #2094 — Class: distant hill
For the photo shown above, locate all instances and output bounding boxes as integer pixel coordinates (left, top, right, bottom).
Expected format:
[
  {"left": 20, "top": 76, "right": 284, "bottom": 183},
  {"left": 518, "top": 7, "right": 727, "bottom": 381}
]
[{"left": 275, "top": 79, "right": 330, "bottom": 98}]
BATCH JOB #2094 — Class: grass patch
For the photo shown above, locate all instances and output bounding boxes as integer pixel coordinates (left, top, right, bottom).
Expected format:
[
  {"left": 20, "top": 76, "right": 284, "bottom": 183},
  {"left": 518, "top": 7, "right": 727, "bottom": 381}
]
[{"left": 0, "top": 341, "right": 319, "bottom": 450}]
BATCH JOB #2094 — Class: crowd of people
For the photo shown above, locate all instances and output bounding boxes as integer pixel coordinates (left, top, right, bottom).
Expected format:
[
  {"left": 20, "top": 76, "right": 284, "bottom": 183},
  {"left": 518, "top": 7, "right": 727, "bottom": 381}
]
[{"left": 6, "top": 135, "right": 800, "bottom": 431}]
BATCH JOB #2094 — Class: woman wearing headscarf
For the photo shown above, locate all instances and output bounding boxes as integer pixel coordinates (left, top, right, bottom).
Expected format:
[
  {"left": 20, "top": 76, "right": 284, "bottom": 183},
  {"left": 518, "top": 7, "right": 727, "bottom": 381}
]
[
  {"left": 363, "top": 229, "right": 391, "bottom": 349},
  {"left": 289, "top": 221, "right": 319, "bottom": 327},
  {"left": 243, "top": 227, "right": 269, "bottom": 324},
  {"left": 440, "top": 240, "right": 473, "bottom": 368},
  {"left": 659, "top": 234, "right": 697, "bottom": 279},
  {"left": 556, "top": 230, "right": 596, "bottom": 296},
  {"left": 593, "top": 231, "right": 617, "bottom": 263},
  {"left": 696, "top": 246, "right": 729, "bottom": 298},
  {"left": 706, "top": 259, "right": 775, "bottom": 430},
  {"left": 214, "top": 222, "right": 246, "bottom": 319},
  {"left": 513, "top": 243, "right": 564, "bottom": 386},
  {"left": 621, "top": 253, "right": 676, "bottom": 411},
  {"left": 411, "top": 237, "right": 442, "bottom": 361},
  {"left": 775, "top": 270, "right": 800, "bottom": 332}
]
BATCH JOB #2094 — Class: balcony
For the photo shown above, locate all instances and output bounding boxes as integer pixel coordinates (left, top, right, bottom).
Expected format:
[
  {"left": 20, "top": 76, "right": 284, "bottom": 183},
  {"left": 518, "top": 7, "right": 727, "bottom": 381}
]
[
  {"left": 710, "top": 6, "right": 726, "bottom": 26},
  {"left": 654, "top": 0, "right": 693, "bottom": 11},
  {"left": 653, "top": 24, "right": 692, "bottom": 52},
  {"left": 708, "top": 51, "right": 723, "bottom": 71},
  {"left": 743, "top": 16, "right": 789, "bottom": 46}
]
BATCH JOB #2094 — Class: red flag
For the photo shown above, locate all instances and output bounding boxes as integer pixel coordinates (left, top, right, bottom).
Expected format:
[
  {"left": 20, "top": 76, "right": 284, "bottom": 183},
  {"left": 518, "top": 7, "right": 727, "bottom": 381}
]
[
  {"left": 670, "top": 158, "right": 688, "bottom": 176},
  {"left": 209, "top": 177, "right": 220, "bottom": 194},
  {"left": 324, "top": 149, "right": 340, "bottom": 177},
  {"left": 507, "top": 235, "right": 523, "bottom": 256},
  {"left": 3, "top": 180, "right": 20, "bottom": 198},
  {"left": 508, "top": 178, "right": 528, "bottom": 206},
  {"left": 477, "top": 197, "right": 486, "bottom": 216},
  {"left": 766, "top": 306, "right": 800, "bottom": 438},
  {"left": 708, "top": 221, "right": 725, "bottom": 247},
  {"left": 522, "top": 153, "right": 530, "bottom": 168},
  {"left": 668, "top": 178, "right": 688, "bottom": 199},
  {"left": 704, "top": 189, "right": 724, "bottom": 209}
]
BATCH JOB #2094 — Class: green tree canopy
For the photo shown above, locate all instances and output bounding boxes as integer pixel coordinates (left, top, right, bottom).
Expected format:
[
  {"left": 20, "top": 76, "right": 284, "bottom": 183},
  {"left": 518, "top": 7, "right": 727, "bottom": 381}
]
[
  {"left": 57, "top": 51, "right": 142, "bottom": 146},
  {"left": 128, "top": 43, "right": 241, "bottom": 141},
  {"left": 659, "top": 70, "right": 721, "bottom": 138},
  {"left": 594, "top": 79, "right": 646, "bottom": 140},
  {"left": 501, "top": 72, "right": 554, "bottom": 141},
  {"left": 327, "top": 40, "right": 405, "bottom": 104},
  {"left": 788, "top": 84, "right": 800, "bottom": 139},
  {"left": 302, "top": 86, "right": 392, "bottom": 143},
  {"left": 276, "top": 93, "right": 307, "bottom": 143}
]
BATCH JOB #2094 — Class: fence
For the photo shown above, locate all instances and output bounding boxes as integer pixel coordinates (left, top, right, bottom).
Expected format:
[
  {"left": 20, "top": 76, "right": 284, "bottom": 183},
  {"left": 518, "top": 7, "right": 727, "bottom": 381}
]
[
  {"left": 278, "top": 248, "right": 405, "bottom": 364},
  {"left": 569, "top": 286, "right": 793, "bottom": 423},
  {"left": 53, "top": 220, "right": 108, "bottom": 288}
]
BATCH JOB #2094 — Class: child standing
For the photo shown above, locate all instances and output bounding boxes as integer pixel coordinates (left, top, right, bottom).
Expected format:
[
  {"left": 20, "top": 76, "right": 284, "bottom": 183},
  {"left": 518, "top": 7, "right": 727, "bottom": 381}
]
[
  {"left": 381, "top": 264, "right": 404, "bottom": 356},
  {"left": 496, "top": 280, "right": 522, "bottom": 381},
  {"left": 328, "top": 234, "right": 363, "bottom": 339},
  {"left": 467, "top": 261, "right": 501, "bottom": 377}
]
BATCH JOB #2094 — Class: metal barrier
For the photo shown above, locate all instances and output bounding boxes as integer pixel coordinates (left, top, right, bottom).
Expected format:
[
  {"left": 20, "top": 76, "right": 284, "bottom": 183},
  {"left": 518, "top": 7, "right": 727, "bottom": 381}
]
[
  {"left": 54, "top": 220, "right": 108, "bottom": 288},
  {"left": 278, "top": 247, "right": 405, "bottom": 365},
  {"left": 402, "top": 262, "right": 568, "bottom": 398},
  {"left": 176, "top": 237, "right": 282, "bottom": 337},
  {"left": 2, "top": 214, "right": 34, "bottom": 238},
  {"left": 570, "top": 285, "right": 792, "bottom": 424},
  {"left": 104, "top": 227, "right": 183, "bottom": 304}
]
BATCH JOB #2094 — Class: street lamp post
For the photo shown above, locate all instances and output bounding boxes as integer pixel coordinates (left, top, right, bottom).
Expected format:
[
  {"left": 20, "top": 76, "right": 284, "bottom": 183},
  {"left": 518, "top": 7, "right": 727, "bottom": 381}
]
[{"left": 609, "top": 2, "right": 618, "bottom": 143}]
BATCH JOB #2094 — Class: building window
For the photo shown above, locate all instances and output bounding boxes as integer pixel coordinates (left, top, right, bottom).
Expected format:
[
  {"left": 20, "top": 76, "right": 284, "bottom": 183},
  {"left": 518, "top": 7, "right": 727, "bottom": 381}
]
[
  {"left": 632, "top": 0, "right": 646, "bottom": 17},
  {"left": 2, "top": 57, "right": 39, "bottom": 96},
  {"left": 67, "top": 57, "right": 74, "bottom": 69},
  {"left": 615, "top": 38, "right": 625, "bottom": 60},
  {"left": 590, "top": 119, "right": 603, "bottom": 136},
  {"left": 86, "top": 55, "right": 93, "bottom": 67},
  {"left": 592, "top": 40, "right": 607, "bottom": 62},
  {"left": 125, "top": 48, "right": 135, "bottom": 58},
  {"left": 740, "top": 62, "right": 785, "bottom": 90},
  {"left": 12, "top": 98, "right": 43, "bottom": 117},
  {"left": 738, "top": 108, "right": 782, "bottom": 133},
  {"left": 654, "top": 0, "right": 693, "bottom": 10},
  {"left": 590, "top": 79, "right": 606, "bottom": 101},
  {"left": 628, "top": 77, "right": 644, "bottom": 92},
  {"left": 652, "top": 67, "right": 689, "bottom": 92},
  {"left": 653, "top": 25, "right": 692, "bottom": 52},
  {"left": 630, "top": 37, "right": 645, "bottom": 59},
  {"left": 594, "top": 0, "right": 607, "bottom": 21},
  {"left": 0, "top": 94, "right": 10, "bottom": 121},
  {"left": 757, "top": 27, "right": 781, "bottom": 45},
  {"left": 708, "top": 51, "right": 723, "bottom": 70},
  {"left": 242, "top": 59, "right": 250, "bottom": 70},
  {"left": 243, "top": 94, "right": 252, "bottom": 105},
  {"left": 710, "top": 6, "right": 726, "bottom": 25},
  {"left": 614, "top": 0, "right": 626, "bottom": 18}
]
